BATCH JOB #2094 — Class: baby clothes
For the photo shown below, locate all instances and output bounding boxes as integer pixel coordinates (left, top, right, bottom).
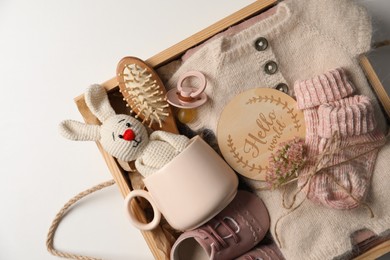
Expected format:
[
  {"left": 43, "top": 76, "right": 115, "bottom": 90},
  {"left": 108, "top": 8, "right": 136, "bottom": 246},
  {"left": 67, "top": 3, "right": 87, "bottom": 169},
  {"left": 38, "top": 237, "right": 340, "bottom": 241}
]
[
  {"left": 159, "top": 0, "right": 390, "bottom": 259},
  {"left": 294, "top": 68, "right": 385, "bottom": 210},
  {"left": 162, "top": 0, "right": 386, "bottom": 137}
]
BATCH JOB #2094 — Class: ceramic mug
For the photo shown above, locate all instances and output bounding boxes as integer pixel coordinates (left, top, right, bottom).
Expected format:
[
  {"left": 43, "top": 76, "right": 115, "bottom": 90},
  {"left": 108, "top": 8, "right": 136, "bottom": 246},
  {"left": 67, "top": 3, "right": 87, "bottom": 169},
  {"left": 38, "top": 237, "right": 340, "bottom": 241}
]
[{"left": 124, "top": 136, "right": 238, "bottom": 231}]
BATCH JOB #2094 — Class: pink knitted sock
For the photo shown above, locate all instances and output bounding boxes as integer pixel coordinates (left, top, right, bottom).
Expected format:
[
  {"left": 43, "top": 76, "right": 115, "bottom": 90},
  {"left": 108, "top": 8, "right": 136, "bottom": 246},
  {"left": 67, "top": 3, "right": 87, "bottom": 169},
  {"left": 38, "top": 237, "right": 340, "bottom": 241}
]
[
  {"left": 294, "top": 68, "right": 384, "bottom": 209},
  {"left": 313, "top": 96, "right": 384, "bottom": 209}
]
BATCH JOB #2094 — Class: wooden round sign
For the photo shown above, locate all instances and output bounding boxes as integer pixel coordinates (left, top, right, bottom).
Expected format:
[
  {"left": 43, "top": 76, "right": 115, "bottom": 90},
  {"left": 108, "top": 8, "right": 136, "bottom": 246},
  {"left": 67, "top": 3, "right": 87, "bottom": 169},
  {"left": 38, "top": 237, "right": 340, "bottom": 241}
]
[{"left": 217, "top": 88, "right": 306, "bottom": 180}]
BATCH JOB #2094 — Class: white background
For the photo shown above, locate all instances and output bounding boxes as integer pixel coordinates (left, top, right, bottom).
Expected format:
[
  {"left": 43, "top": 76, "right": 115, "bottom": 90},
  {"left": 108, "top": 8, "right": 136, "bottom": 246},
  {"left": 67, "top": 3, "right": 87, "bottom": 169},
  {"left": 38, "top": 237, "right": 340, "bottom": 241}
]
[{"left": 0, "top": 0, "right": 389, "bottom": 259}]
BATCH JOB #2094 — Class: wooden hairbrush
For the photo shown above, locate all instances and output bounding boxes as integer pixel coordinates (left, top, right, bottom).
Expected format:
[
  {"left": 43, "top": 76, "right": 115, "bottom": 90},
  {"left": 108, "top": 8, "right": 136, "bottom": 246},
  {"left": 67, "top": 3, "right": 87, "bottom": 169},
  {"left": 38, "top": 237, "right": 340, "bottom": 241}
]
[{"left": 116, "top": 56, "right": 178, "bottom": 133}]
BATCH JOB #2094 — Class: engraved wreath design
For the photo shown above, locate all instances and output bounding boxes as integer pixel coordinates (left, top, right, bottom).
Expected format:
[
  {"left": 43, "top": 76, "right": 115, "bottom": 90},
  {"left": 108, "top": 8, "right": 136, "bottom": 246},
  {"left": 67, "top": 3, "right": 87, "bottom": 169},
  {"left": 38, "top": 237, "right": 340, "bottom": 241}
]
[
  {"left": 227, "top": 134, "right": 267, "bottom": 173},
  {"left": 246, "top": 95, "right": 301, "bottom": 131},
  {"left": 227, "top": 94, "right": 302, "bottom": 174}
]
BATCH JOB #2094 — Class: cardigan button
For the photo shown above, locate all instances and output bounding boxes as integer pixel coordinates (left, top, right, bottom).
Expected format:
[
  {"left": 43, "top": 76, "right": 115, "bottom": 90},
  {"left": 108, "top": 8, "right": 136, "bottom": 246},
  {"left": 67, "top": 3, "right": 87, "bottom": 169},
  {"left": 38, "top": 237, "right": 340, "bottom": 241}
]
[
  {"left": 254, "top": 37, "right": 268, "bottom": 51},
  {"left": 264, "top": 61, "right": 278, "bottom": 75},
  {"left": 275, "top": 83, "right": 289, "bottom": 94}
]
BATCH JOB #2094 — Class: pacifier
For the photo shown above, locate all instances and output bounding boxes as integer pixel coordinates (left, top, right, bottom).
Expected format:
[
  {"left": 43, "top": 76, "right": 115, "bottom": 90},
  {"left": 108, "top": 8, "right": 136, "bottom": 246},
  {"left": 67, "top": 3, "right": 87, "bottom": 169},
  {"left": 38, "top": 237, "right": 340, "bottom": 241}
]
[{"left": 167, "top": 71, "right": 208, "bottom": 123}]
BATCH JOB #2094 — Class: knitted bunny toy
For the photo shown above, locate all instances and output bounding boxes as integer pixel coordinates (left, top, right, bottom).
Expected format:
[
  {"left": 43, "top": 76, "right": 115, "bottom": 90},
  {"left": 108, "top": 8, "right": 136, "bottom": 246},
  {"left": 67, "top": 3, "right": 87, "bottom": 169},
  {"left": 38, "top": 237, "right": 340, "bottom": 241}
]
[{"left": 59, "top": 84, "right": 190, "bottom": 177}]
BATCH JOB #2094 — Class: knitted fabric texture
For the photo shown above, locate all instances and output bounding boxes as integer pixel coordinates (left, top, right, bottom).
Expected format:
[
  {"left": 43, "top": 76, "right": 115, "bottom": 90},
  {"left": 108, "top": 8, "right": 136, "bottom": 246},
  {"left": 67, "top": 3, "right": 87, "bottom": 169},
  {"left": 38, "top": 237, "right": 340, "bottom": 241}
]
[
  {"left": 159, "top": 0, "right": 390, "bottom": 259},
  {"left": 99, "top": 115, "right": 150, "bottom": 162},
  {"left": 59, "top": 84, "right": 190, "bottom": 177},
  {"left": 159, "top": 0, "right": 385, "bottom": 136},
  {"left": 59, "top": 120, "right": 101, "bottom": 141},
  {"left": 84, "top": 84, "right": 116, "bottom": 122},
  {"left": 135, "top": 131, "right": 190, "bottom": 177},
  {"left": 86, "top": 86, "right": 190, "bottom": 173},
  {"left": 294, "top": 68, "right": 385, "bottom": 210}
]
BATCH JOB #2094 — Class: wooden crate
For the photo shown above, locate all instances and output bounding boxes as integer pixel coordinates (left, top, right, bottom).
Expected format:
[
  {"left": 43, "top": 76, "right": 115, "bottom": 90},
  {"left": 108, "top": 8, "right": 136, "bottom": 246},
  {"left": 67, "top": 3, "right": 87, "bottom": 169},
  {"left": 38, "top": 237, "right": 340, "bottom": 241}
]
[{"left": 73, "top": 1, "right": 390, "bottom": 259}]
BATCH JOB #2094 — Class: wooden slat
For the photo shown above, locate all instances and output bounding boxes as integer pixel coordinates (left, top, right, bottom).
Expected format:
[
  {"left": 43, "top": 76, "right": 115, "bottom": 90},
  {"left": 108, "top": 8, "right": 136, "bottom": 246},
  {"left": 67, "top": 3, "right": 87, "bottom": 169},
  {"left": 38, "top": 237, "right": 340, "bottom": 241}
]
[
  {"left": 74, "top": 0, "right": 277, "bottom": 198},
  {"left": 72, "top": 3, "right": 390, "bottom": 260},
  {"left": 74, "top": 1, "right": 277, "bottom": 258},
  {"left": 74, "top": 0, "right": 277, "bottom": 100},
  {"left": 145, "top": 0, "right": 277, "bottom": 68},
  {"left": 354, "top": 240, "right": 390, "bottom": 260},
  {"left": 74, "top": 1, "right": 390, "bottom": 258},
  {"left": 89, "top": 1, "right": 390, "bottom": 260},
  {"left": 74, "top": 78, "right": 172, "bottom": 260},
  {"left": 360, "top": 54, "right": 390, "bottom": 120}
]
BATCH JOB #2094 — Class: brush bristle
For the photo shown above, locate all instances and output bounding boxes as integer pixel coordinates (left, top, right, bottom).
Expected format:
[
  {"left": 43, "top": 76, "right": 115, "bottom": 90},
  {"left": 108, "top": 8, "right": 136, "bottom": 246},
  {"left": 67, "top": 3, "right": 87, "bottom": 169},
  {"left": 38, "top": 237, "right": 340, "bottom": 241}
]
[{"left": 120, "top": 63, "right": 169, "bottom": 128}]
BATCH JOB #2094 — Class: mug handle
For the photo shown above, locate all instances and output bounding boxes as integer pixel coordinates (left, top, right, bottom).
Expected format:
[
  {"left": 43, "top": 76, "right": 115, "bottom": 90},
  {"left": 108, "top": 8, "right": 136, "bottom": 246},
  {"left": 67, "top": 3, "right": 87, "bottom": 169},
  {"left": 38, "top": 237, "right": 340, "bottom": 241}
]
[{"left": 124, "top": 189, "right": 162, "bottom": 231}]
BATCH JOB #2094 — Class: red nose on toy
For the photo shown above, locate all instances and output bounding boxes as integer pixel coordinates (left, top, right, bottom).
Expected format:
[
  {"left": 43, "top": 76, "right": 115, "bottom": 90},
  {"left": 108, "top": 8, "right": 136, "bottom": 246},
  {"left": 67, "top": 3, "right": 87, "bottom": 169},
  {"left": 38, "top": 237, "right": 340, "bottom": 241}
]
[{"left": 122, "top": 129, "right": 135, "bottom": 141}]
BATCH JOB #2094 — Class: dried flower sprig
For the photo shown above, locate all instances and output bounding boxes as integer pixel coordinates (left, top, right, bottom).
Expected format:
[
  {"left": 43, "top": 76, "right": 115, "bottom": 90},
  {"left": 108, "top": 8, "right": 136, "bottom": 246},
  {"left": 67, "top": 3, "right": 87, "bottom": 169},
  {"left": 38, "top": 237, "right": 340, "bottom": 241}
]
[{"left": 265, "top": 137, "right": 305, "bottom": 189}]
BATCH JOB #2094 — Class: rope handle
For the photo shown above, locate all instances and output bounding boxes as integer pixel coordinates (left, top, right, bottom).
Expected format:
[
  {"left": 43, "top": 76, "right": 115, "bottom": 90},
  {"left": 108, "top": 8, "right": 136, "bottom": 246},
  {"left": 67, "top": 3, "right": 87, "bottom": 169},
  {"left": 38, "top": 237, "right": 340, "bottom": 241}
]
[{"left": 46, "top": 179, "right": 115, "bottom": 260}]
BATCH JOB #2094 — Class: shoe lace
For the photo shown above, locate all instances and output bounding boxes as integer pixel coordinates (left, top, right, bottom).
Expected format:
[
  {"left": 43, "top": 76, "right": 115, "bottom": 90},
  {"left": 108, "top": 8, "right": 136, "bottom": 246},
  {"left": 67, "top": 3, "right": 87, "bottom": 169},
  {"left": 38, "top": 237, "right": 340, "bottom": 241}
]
[{"left": 199, "top": 216, "right": 240, "bottom": 252}]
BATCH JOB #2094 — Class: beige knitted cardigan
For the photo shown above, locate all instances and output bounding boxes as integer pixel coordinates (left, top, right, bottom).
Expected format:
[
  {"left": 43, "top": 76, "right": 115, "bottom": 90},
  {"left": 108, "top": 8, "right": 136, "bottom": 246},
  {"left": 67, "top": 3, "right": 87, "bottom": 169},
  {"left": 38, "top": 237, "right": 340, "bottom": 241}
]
[{"left": 159, "top": 0, "right": 390, "bottom": 259}]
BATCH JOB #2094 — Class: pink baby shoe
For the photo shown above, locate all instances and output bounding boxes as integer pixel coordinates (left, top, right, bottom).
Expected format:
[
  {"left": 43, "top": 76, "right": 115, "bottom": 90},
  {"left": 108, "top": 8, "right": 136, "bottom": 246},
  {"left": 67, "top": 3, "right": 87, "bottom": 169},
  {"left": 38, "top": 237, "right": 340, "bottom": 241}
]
[
  {"left": 235, "top": 243, "right": 284, "bottom": 260},
  {"left": 170, "top": 190, "right": 270, "bottom": 260}
]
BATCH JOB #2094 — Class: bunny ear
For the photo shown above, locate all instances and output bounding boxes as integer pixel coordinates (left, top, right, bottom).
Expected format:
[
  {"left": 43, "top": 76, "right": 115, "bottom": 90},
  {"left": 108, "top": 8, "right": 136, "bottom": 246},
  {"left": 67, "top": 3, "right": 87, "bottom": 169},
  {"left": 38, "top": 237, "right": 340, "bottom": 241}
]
[
  {"left": 84, "top": 84, "right": 116, "bottom": 122},
  {"left": 59, "top": 120, "right": 101, "bottom": 141}
]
